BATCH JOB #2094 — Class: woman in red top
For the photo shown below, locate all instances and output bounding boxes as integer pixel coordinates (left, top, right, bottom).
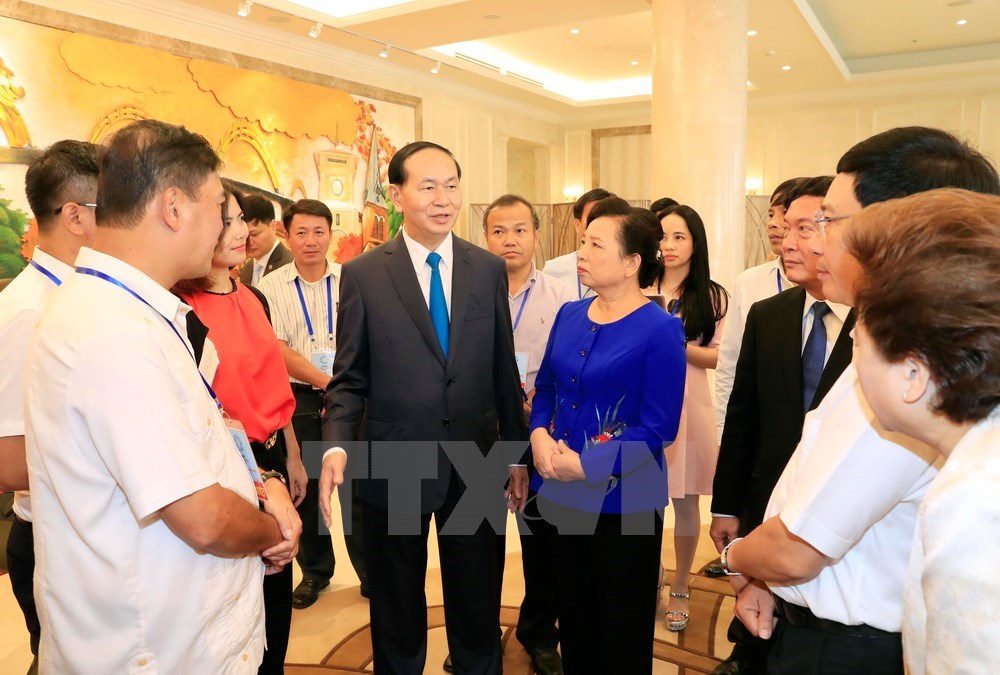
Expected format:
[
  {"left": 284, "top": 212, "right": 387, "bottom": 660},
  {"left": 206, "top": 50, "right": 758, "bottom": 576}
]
[{"left": 175, "top": 180, "right": 307, "bottom": 675}]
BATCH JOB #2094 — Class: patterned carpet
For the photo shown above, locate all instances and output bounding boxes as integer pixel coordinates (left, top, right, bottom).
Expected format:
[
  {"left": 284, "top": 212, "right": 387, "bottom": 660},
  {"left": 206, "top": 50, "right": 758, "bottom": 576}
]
[{"left": 287, "top": 565, "right": 735, "bottom": 674}]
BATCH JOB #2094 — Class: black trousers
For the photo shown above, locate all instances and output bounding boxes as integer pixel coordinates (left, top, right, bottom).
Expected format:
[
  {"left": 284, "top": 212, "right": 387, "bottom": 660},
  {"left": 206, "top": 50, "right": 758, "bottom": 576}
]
[
  {"left": 6, "top": 517, "right": 40, "bottom": 656},
  {"left": 766, "top": 606, "right": 903, "bottom": 675},
  {"left": 290, "top": 386, "right": 366, "bottom": 587},
  {"left": 515, "top": 491, "right": 559, "bottom": 652},
  {"left": 252, "top": 434, "right": 294, "bottom": 674},
  {"left": 545, "top": 500, "right": 663, "bottom": 675},
  {"left": 362, "top": 493, "right": 504, "bottom": 674}
]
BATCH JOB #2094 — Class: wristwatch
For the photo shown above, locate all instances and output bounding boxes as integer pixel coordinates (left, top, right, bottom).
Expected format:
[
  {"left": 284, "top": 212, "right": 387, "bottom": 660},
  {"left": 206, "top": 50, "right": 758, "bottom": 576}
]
[{"left": 260, "top": 470, "right": 287, "bottom": 487}]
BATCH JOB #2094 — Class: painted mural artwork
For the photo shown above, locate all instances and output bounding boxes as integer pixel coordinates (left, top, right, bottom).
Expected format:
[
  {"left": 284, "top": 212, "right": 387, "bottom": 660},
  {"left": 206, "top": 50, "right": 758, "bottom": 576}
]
[{"left": 0, "top": 15, "right": 417, "bottom": 277}]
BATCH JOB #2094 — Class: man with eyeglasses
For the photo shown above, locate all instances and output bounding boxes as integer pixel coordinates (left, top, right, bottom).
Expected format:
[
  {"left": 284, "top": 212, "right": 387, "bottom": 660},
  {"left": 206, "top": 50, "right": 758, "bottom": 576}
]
[
  {"left": 0, "top": 140, "right": 101, "bottom": 673},
  {"left": 710, "top": 176, "right": 854, "bottom": 675},
  {"left": 715, "top": 127, "right": 1000, "bottom": 675}
]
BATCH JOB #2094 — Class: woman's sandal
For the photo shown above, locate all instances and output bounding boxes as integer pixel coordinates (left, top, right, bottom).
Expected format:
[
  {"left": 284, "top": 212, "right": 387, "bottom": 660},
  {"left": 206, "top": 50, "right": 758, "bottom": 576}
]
[{"left": 665, "top": 591, "right": 690, "bottom": 632}]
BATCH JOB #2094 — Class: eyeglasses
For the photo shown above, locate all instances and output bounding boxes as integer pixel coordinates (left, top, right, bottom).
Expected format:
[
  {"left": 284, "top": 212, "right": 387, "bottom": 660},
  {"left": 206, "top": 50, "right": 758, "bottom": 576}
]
[
  {"left": 812, "top": 210, "right": 852, "bottom": 234},
  {"left": 53, "top": 202, "right": 97, "bottom": 215}
]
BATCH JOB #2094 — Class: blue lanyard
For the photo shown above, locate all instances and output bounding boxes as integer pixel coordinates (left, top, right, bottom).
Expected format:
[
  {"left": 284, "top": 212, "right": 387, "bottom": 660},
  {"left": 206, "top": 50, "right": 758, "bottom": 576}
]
[
  {"left": 512, "top": 287, "right": 532, "bottom": 332},
  {"left": 75, "top": 267, "right": 222, "bottom": 408},
  {"left": 776, "top": 268, "right": 783, "bottom": 294},
  {"left": 294, "top": 275, "right": 333, "bottom": 343},
  {"left": 668, "top": 297, "right": 682, "bottom": 317},
  {"left": 30, "top": 260, "right": 63, "bottom": 286}
]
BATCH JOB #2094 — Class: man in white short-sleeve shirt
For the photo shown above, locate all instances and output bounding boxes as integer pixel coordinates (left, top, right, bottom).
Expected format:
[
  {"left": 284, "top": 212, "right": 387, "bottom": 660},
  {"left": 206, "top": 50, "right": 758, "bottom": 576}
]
[
  {"left": 720, "top": 127, "right": 1000, "bottom": 675},
  {"left": 25, "top": 120, "right": 299, "bottom": 674},
  {"left": 0, "top": 140, "right": 100, "bottom": 669}
]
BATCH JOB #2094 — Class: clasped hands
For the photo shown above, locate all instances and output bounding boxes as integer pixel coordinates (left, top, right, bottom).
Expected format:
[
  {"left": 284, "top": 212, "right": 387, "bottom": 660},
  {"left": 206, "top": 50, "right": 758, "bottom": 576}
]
[
  {"left": 531, "top": 429, "right": 585, "bottom": 482},
  {"left": 260, "top": 478, "right": 302, "bottom": 575}
]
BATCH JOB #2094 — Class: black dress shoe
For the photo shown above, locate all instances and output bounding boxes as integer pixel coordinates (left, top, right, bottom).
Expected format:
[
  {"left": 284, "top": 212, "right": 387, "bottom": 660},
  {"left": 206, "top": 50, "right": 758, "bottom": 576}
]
[
  {"left": 529, "top": 647, "right": 563, "bottom": 675},
  {"left": 704, "top": 557, "right": 727, "bottom": 577},
  {"left": 443, "top": 654, "right": 454, "bottom": 672},
  {"left": 712, "top": 649, "right": 756, "bottom": 675},
  {"left": 292, "top": 578, "right": 329, "bottom": 609}
]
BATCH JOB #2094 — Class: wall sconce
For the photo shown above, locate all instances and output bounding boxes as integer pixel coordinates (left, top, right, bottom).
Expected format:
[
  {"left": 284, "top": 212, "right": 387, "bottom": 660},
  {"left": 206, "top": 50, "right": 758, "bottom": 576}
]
[{"left": 745, "top": 177, "right": 763, "bottom": 195}]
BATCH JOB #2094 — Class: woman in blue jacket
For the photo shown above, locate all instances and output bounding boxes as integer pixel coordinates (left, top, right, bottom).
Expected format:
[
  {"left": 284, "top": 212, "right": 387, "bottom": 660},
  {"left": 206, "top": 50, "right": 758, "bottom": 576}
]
[{"left": 530, "top": 197, "right": 686, "bottom": 675}]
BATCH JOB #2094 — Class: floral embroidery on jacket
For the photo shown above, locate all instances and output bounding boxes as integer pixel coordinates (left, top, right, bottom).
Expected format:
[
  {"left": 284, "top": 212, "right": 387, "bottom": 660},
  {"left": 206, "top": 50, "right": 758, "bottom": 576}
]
[{"left": 586, "top": 394, "right": 628, "bottom": 450}]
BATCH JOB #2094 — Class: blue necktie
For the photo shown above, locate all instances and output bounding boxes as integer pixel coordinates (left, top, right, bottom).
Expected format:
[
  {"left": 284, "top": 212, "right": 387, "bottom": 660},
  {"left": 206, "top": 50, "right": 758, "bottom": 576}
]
[
  {"left": 426, "top": 252, "right": 449, "bottom": 357},
  {"left": 802, "top": 302, "right": 830, "bottom": 411}
]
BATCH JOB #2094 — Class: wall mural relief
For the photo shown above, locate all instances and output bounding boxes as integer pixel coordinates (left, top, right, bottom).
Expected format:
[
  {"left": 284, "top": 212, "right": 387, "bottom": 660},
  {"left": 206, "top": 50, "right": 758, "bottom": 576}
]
[{"left": 0, "top": 14, "right": 417, "bottom": 277}]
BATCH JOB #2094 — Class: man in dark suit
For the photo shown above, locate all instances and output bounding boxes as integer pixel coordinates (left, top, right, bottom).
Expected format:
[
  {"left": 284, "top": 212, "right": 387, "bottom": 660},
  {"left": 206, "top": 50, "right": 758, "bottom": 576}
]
[
  {"left": 239, "top": 194, "right": 293, "bottom": 287},
  {"left": 710, "top": 176, "right": 855, "bottom": 675},
  {"left": 318, "top": 141, "right": 528, "bottom": 674}
]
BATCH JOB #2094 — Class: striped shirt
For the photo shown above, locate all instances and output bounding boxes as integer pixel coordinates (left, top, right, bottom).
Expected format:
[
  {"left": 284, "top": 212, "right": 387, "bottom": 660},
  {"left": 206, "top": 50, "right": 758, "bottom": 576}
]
[{"left": 258, "top": 260, "right": 341, "bottom": 384}]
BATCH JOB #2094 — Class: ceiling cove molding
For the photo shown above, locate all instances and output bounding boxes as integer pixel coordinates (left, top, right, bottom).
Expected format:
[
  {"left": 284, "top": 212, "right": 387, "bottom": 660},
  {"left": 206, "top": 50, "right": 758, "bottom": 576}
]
[
  {"left": 14, "top": 0, "right": 570, "bottom": 125},
  {"left": 792, "top": 0, "right": 852, "bottom": 81}
]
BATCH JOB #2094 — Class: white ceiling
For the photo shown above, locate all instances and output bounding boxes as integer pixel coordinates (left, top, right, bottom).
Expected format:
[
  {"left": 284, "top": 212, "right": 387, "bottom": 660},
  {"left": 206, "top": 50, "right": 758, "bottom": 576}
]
[{"left": 178, "top": 0, "right": 1000, "bottom": 106}]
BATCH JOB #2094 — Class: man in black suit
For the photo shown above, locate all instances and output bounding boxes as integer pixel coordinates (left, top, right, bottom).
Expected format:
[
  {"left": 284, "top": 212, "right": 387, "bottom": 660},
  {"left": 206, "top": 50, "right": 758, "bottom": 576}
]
[
  {"left": 318, "top": 141, "right": 528, "bottom": 674},
  {"left": 240, "top": 194, "right": 293, "bottom": 287},
  {"left": 710, "top": 176, "right": 855, "bottom": 675}
]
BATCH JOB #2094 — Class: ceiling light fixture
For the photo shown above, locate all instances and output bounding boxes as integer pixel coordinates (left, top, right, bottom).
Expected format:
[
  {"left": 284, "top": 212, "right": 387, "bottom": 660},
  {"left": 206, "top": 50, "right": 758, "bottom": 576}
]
[
  {"left": 956, "top": 18, "right": 968, "bottom": 25},
  {"left": 308, "top": 21, "right": 322, "bottom": 38},
  {"left": 782, "top": 65, "right": 792, "bottom": 71},
  {"left": 379, "top": 43, "right": 391, "bottom": 58},
  {"left": 237, "top": 0, "right": 253, "bottom": 17},
  {"left": 430, "top": 61, "right": 441, "bottom": 74},
  {"left": 570, "top": 28, "right": 581, "bottom": 35},
  {"left": 630, "top": 60, "right": 639, "bottom": 66},
  {"left": 747, "top": 30, "right": 758, "bottom": 36}
]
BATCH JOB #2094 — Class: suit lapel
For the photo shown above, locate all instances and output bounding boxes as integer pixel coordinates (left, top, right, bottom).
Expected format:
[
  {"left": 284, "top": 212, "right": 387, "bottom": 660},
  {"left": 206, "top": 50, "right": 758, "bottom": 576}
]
[
  {"left": 446, "top": 237, "right": 472, "bottom": 369},
  {"left": 774, "top": 287, "right": 807, "bottom": 417},
  {"left": 385, "top": 234, "right": 448, "bottom": 367},
  {"left": 813, "top": 308, "right": 856, "bottom": 406}
]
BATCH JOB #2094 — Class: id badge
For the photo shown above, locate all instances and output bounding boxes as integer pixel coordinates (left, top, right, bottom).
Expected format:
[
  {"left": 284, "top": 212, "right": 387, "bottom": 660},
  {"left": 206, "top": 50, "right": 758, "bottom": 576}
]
[
  {"left": 515, "top": 351, "right": 530, "bottom": 390},
  {"left": 311, "top": 350, "right": 336, "bottom": 378},
  {"left": 225, "top": 418, "right": 267, "bottom": 502}
]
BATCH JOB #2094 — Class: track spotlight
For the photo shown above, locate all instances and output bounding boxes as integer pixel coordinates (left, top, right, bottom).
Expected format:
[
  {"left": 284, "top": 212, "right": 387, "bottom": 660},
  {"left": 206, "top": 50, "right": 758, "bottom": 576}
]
[
  {"left": 378, "top": 43, "right": 391, "bottom": 58},
  {"left": 237, "top": 0, "right": 253, "bottom": 17},
  {"left": 309, "top": 21, "right": 322, "bottom": 38}
]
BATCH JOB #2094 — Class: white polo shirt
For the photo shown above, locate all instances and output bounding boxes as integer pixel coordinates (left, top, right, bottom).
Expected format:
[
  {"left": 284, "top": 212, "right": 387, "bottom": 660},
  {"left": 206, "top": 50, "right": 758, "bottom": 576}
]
[
  {"left": 0, "top": 247, "right": 73, "bottom": 522},
  {"left": 25, "top": 247, "right": 265, "bottom": 673},
  {"left": 764, "top": 363, "right": 940, "bottom": 632},
  {"left": 714, "top": 258, "right": 794, "bottom": 437}
]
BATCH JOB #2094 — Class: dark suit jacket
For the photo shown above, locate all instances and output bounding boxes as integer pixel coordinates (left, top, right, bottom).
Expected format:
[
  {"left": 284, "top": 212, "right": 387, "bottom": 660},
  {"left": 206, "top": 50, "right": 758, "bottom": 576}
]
[
  {"left": 239, "top": 240, "right": 293, "bottom": 286},
  {"left": 322, "top": 233, "right": 527, "bottom": 513},
  {"left": 711, "top": 287, "right": 855, "bottom": 533}
]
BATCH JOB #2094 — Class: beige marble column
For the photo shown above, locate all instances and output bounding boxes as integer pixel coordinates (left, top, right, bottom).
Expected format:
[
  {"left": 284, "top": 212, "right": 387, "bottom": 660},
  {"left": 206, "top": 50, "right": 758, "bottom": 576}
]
[{"left": 651, "top": 0, "right": 749, "bottom": 290}]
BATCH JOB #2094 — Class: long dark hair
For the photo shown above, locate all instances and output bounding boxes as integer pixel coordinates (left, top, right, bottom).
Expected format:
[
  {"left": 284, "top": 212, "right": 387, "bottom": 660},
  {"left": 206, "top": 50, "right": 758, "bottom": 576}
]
[{"left": 659, "top": 204, "right": 727, "bottom": 345}]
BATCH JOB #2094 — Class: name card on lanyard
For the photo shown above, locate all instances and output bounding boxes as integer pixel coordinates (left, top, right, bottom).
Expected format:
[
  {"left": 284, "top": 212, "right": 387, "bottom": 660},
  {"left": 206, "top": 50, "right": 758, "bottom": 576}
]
[{"left": 295, "top": 274, "right": 336, "bottom": 378}]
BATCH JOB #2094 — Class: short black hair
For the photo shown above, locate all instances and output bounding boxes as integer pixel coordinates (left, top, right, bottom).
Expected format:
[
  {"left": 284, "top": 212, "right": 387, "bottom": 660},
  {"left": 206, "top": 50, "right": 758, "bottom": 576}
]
[
  {"left": 98, "top": 119, "right": 221, "bottom": 230},
  {"left": 572, "top": 188, "right": 613, "bottom": 220},
  {"left": 388, "top": 141, "right": 462, "bottom": 186},
  {"left": 837, "top": 126, "right": 1000, "bottom": 206},
  {"left": 482, "top": 194, "right": 540, "bottom": 230},
  {"left": 24, "top": 140, "right": 101, "bottom": 233},
  {"left": 650, "top": 197, "right": 679, "bottom": 218},
  {"left": 283, "top": 199, "right": 332, "bottom": 229},
  {"left": 241, "top": 194, "right": 275, "bottom": 224},
  {"left": 770, "top": 177, "right": 805, "bottom": 206},
  {"left": 586, "top": 197, "right": 664, "bottom": 289},
  {"left": 783, "top": 176, "right": 834, "bottom": 210}
]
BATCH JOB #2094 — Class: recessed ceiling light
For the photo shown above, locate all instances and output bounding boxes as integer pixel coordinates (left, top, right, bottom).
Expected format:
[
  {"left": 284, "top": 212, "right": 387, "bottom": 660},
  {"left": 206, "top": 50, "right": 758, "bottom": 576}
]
[
  {"left": 746, "top": 80, "right": 752, "bottom": 87},
  {"left": 484, "top": 14, "right": 500, "bottom": 19},
  {"left": 237, "top": 0, "right": 253, "bottom": 17},
  {"left": 570, "top": 28, "right": 581, "bottom": 35},
  {"left": 747, "top": 30, "right": 758, "bottom": 37},
  {"left": 379, "top": 43, "right": 390, "bottom": 58},
  {"left": 430, "top": 61, "right": 441, "bottom": 74},
  {"left": 781, "top": 65, "right": 792, "bottom": 71},
  {"left": 630, "top": 60, "right": 639, "bottom": 66},
  {"left": 956, "top": 18, "right": 968, "bottom": 25},
  {"left": 308, "top": 21, "right": 322, "bottom": 38}
]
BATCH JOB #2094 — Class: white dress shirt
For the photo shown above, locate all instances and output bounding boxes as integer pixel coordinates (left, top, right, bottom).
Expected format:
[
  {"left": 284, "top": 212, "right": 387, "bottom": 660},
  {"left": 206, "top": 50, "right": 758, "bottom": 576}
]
[
  {"left": 543, "top": 250, "right": 594, "bottom": 300},
  {"left": 800, "top": 294, "right": 850, "bottom": 361},
  {"left": 401, "top": 228, "right": 453, "bottom": 317},
  {"left": 258, "top": 259, "right": 341, "bottom": 384},
  {"left": 903, "top": 408, "right": 1000, "bottom": 675},
  {"left": 509, "top": 265, "right": 575, "bottom": 392},
  {"left": 714, "top": 259, "right": 794, "bottom": 436},
  {"left": 0, "top": 248, "right": 73, "bottom": 522},
  {"left": 25, "top": 247, "right": 265, "bottom": 673},
  {"left": 251, "top": 239, "right": 281, "bottom": 287},
  {"left": 764, "top": 364, "right": 940, "bottom": 632}
]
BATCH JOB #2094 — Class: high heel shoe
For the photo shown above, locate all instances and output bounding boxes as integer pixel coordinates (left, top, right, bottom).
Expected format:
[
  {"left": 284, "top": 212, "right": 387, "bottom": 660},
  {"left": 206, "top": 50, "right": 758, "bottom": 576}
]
[{"left": 665, "top": 591, "right": 690, "bottom": 632}]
